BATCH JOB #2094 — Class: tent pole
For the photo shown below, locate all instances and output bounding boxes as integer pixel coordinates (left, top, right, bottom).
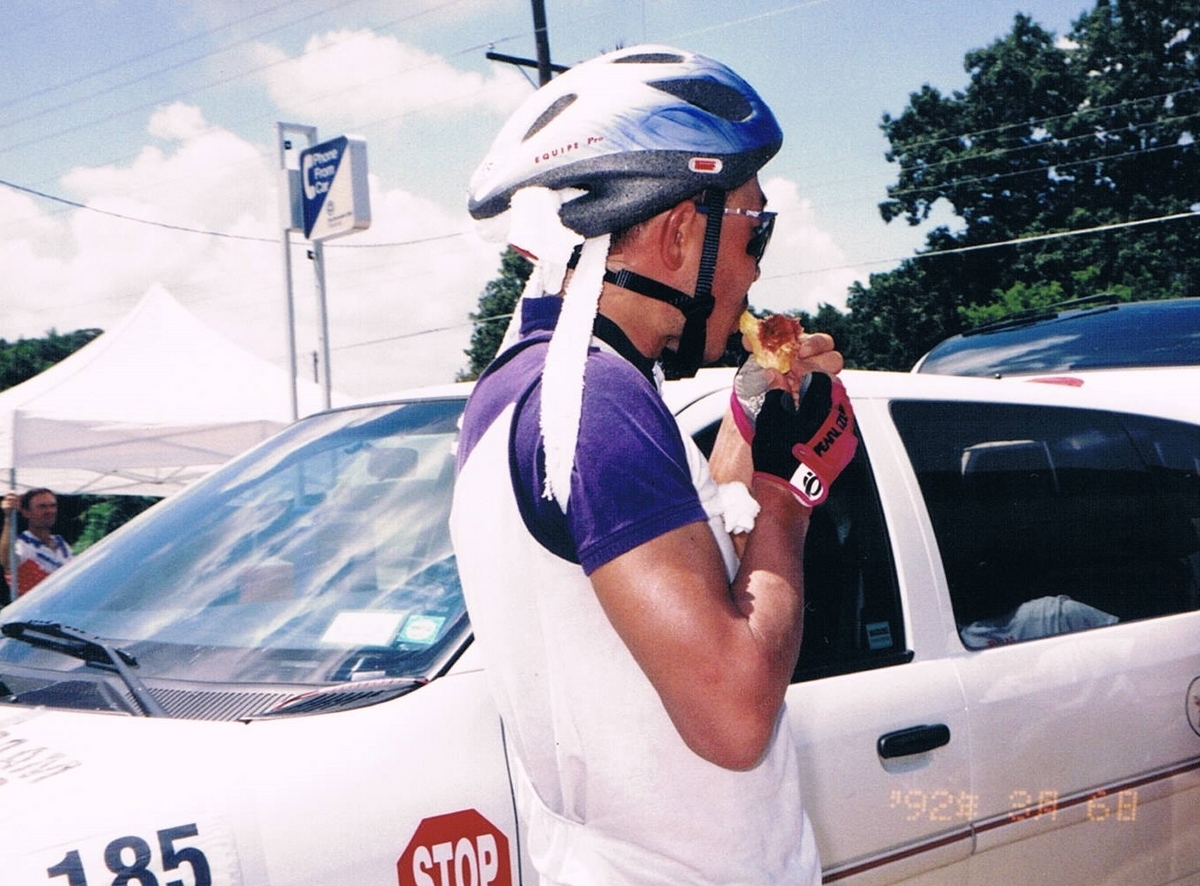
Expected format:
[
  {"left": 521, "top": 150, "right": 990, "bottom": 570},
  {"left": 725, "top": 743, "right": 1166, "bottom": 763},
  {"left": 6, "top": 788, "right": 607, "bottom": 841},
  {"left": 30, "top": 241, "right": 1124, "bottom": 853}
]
[{"left": 5, "top": 470, "right": 16, "bottom": 606}]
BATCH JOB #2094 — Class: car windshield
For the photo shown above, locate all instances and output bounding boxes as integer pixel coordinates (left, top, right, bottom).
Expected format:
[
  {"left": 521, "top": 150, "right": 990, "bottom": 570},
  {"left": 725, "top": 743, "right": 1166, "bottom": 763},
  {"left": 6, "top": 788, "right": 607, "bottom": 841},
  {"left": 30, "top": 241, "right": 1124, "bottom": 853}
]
[
  {"left": 915, "top": 298, "right": 1200, "bottom": 376},
  {"left": 0, "top": 397, "right": 467, "bottom": 715}
]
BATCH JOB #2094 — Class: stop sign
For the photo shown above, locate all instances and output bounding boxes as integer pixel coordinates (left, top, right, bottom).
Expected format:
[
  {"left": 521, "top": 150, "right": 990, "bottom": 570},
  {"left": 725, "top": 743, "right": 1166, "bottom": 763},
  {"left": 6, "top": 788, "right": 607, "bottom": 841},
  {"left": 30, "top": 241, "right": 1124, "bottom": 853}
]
[{"left": 398, "top": 809, "right": 513, "bottom": 886}]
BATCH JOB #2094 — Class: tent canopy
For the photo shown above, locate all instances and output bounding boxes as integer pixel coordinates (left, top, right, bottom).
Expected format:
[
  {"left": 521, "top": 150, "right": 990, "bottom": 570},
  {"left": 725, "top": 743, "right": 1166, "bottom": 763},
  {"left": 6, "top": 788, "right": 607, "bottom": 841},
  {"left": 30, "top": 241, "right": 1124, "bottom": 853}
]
[{"left": 0, "top": 287, "right": 337, "bottom": 496}]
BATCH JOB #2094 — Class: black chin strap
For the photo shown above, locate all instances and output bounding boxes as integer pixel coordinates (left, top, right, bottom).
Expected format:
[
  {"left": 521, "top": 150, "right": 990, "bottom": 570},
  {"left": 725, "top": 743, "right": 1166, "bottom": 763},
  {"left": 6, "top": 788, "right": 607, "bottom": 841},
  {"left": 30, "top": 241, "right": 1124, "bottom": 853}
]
[
  {"left": 601, "top": 268, "right": 713, "bottom": 320},
  {"left": 601, "top": 189, "right": 727, "bottom": 377}
]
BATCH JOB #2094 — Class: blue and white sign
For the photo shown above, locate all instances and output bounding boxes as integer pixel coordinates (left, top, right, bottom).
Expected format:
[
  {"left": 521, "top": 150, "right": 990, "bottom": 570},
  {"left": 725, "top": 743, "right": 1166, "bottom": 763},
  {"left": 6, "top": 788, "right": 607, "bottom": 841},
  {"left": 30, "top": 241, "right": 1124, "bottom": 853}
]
[{"left": 300, "top": 135, "right": 371, "bottom": 241}]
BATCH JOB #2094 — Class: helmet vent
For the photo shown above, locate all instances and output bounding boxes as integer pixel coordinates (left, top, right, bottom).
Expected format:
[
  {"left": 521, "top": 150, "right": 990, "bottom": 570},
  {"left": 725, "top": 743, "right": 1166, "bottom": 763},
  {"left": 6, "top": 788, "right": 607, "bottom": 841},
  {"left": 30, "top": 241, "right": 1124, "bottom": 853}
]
[
  {"left": 649, "top": 78, "right": 753, "bottom": 122},
  {"left": 614, "top": 51, "right": 685, "bottom": 65},
  {"left": 523, "top": 93, "right": 578, "bottom": 141}
]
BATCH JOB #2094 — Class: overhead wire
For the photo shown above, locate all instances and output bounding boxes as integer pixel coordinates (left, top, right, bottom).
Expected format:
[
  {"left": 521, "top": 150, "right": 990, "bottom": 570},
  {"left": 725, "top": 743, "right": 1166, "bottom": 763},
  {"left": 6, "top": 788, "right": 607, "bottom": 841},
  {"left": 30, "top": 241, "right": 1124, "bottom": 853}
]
[
  {"left": 4, "top": 1, "right": 1198, "bottom": 353},
  {"left": 761, "top": 207, "right": 1200, "bottom": 283},
  {"left": 0, "top": 0, "right": 312, "bottom": 115},
  {"left": 4, "top": 0, "right": 1185, "bottom": 200}
]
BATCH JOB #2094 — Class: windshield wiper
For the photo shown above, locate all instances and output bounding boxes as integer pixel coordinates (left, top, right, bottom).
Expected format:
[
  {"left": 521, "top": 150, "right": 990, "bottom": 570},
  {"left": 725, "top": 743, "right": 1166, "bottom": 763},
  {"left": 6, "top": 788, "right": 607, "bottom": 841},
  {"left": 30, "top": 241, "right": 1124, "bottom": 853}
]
[
  {"left": 255, "top": 676, "right": 428, "bottom": 717},
  {"left": 0, "top": 620, "right": 167, "bottom": 717}
]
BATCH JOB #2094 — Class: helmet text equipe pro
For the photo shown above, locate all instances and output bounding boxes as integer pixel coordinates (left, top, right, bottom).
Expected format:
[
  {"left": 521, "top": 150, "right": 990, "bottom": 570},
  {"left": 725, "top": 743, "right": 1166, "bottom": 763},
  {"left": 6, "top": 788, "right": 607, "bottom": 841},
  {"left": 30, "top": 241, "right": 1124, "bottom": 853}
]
[{"left": 468, "top": 45, "right": 782, "bottom": 239}]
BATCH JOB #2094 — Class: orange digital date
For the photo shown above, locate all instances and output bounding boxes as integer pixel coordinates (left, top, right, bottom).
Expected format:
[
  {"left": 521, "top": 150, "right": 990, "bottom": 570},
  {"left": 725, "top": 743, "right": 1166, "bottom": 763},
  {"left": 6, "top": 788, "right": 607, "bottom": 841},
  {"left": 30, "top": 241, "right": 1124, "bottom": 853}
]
[{"left": 887, "top": 787, "right": 1138, "bottom": 824}]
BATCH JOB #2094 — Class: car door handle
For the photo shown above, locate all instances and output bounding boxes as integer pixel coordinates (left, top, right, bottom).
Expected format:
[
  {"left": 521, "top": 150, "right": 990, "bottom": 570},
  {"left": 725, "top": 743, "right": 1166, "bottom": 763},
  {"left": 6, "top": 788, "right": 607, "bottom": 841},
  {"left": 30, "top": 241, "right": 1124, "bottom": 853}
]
[{"left": 877, "top": 724, "right": 951, "bottom": 759}]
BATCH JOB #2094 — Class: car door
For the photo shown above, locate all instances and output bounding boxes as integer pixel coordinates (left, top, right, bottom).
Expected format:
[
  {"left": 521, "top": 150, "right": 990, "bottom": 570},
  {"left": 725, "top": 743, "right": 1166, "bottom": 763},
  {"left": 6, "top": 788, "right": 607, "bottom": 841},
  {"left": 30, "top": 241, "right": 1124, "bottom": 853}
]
[
  {"left": 678, "top": 392, "right": 974, "bottom": 884},
  {"left": 891, "top": 399, "right": 1200, "bottom": 885}
]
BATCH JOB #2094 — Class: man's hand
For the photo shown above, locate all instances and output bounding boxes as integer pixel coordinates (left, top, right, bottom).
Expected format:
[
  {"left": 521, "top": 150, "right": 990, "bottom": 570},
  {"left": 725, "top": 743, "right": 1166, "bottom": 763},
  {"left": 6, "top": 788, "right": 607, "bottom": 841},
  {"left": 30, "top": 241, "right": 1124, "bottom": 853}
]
[
  {"left": 751, "top": 374, "right": 857, "bottom": 507},
  {"left": 731, "top": 333, "right": 844, "bottom": 440}
]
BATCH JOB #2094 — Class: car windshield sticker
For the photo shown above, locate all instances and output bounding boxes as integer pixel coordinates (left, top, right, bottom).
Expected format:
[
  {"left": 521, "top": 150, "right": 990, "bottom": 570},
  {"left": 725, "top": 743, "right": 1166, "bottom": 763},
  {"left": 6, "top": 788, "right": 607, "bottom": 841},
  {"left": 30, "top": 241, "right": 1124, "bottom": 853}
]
[
  {"left": 320, "top": 611, "right": 407, "bottom": 646},
  {"left": 397, "top": 614, "right": 446, "bottom": 646}
]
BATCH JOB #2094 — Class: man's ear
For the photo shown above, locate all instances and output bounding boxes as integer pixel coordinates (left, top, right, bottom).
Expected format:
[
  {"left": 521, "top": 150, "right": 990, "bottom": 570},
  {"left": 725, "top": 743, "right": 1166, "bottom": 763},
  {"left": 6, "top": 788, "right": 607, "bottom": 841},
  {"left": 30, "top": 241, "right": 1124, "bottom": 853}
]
[{"left": 659, "top": 199, "right": 702, "bottom": 272}]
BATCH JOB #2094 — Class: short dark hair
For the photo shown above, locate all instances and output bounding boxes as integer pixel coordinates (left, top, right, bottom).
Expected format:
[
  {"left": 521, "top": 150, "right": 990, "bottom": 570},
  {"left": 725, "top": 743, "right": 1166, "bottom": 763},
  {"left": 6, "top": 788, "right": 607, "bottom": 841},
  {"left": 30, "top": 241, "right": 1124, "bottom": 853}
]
[{"left": 20, "top": 488, "right": 55, "bottom": 510}]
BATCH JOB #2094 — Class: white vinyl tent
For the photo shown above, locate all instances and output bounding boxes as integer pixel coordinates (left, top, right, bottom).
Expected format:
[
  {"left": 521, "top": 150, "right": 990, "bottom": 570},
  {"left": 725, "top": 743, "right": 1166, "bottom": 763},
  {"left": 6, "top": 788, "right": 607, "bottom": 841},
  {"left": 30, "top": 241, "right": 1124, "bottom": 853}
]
[{"left": 0, "top": 286, "right": 338, "bottom": 497}]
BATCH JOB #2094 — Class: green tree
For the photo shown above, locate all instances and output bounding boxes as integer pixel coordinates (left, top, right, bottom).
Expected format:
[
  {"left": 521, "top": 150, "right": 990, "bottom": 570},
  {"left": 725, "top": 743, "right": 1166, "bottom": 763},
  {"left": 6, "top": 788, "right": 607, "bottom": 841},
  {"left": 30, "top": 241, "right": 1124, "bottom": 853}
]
[
  {"left": 460, "top": 247, "right": 532, "bottom": 380},
  {"left": 71, "top": 496, "right": 160, "bottom": 552},
  {"left": 852, "top": 0, "right": 1200, "bottom": 369},
  {"left": 0, "top": 328, "right": 102, "bottom": 391}
]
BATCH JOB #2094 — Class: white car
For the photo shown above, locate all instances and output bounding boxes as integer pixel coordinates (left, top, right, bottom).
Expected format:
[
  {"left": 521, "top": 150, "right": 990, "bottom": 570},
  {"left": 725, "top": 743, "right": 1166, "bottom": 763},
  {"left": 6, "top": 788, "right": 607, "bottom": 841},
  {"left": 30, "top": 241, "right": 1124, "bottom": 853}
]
[{"left": 0, "top": 368, "right": 1197, "bottom": 885}]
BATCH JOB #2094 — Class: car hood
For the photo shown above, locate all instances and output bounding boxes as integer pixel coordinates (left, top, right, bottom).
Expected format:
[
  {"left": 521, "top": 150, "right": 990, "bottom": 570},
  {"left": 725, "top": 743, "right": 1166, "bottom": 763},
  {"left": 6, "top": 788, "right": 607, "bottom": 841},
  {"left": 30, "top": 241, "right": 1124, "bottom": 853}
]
[{"left": 0, "top": 704, "right": 256, "bottom": 880}]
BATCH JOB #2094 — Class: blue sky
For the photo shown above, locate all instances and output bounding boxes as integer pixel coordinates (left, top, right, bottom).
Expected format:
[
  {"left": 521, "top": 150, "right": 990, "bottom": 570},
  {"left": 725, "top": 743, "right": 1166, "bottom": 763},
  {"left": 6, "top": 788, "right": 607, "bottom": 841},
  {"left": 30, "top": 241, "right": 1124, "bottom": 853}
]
[{"left": 0, "top": 0, "right": 1091, "bottom": 397}]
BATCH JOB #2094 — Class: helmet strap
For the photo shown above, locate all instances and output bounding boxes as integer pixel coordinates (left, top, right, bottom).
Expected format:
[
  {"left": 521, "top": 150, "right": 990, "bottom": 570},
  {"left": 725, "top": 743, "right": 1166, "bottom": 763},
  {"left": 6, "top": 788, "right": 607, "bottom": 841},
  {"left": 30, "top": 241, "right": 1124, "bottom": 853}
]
[
  {"left": 694, "top": 187, "right": 725, "bottom": 305},
  {"left": 602, "top": 188, "right": 726, "bottom": 377}
]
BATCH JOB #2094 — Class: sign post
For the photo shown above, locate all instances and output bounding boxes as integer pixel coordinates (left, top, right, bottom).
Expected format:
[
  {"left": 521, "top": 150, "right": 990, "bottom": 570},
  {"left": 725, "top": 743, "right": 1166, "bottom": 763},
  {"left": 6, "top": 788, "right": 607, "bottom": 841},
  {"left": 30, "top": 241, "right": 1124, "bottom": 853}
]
[
  {"left": 275, "top": 122, "right": 316, "bottom": 421},
  {"left": 277, "top": 129, "right": 371, "bottom": 412}
]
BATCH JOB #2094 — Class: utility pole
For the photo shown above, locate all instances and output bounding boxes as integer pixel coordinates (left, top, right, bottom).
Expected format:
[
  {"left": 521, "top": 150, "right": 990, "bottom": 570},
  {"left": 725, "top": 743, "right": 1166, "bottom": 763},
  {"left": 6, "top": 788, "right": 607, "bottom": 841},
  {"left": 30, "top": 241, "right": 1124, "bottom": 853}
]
[
  {"left": 531, "top": 0, "right": 553, "bottom": 86},
  {"left": 486, "top": 0, "right": 567, "bottom": 85}
]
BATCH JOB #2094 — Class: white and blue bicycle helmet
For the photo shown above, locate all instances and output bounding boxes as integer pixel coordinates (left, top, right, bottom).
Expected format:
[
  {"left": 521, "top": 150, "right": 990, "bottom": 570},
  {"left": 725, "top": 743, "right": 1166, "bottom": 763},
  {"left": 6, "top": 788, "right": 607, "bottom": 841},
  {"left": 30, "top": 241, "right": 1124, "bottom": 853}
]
[
  {"left": 469, "top": 45, "right": 782, "bottom": 238},
  {"left": 468, "top": 45, "right": 781, "bottom": 507}
]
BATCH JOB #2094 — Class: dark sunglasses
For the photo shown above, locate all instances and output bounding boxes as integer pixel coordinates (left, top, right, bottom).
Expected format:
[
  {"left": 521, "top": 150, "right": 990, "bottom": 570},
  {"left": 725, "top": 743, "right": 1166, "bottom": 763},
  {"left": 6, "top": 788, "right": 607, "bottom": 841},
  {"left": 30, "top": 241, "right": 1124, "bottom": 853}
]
[{"left": 695, "top": 204, "right": 777, "bottom": 264}]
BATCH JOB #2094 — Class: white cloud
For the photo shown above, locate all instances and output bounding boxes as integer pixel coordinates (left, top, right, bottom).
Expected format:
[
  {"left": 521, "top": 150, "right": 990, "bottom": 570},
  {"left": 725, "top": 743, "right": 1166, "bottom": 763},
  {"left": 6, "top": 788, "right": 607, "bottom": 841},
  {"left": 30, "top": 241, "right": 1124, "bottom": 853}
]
[
  {"left": 252, "top": 30, "right": 528, "bottom": 126},
  {"left": 270, "top": 182, "right": 505, "bottom": 397},
  {"left": 147, "top": 103, "right": 211, "bottom": 141},
  {"left": 751, "top": 177, "right": 862, "bottom": 314},
  {"left": 3, "top": 103, "right": 504, "bottom": 398}
]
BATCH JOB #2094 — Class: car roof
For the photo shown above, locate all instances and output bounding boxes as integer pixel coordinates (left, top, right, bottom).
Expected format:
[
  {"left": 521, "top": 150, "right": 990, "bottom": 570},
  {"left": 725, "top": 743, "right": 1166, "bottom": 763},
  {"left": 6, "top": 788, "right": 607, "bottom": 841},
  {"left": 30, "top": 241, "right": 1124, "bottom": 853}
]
[
  {"left": 638, "top": 366, "right": 1200, "bottom": 429},
  {"left": 913, "top": 297, "right": 1200, "bottom": 377},
  {"left": 335, "top": 363, "right": 1198, "bottom": 432}
]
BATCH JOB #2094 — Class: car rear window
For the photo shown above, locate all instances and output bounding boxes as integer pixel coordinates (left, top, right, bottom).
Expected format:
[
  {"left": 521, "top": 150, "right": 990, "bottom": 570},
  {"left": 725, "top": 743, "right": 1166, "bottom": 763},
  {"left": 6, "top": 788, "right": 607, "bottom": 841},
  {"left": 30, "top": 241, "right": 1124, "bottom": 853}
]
[
  {"left": 891, "top": 400, "right": 1200, "bottom": 648},
  {"left": 915, "top": 299, "right": 1200, "bottom": 377}
]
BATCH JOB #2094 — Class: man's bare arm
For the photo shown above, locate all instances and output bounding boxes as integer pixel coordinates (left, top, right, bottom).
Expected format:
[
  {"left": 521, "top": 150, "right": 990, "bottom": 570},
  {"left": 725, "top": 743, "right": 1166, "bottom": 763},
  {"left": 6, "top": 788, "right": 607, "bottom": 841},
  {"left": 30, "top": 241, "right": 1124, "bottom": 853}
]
[{"left": 589, "top": 478, "right": 809, "bottom": 770}]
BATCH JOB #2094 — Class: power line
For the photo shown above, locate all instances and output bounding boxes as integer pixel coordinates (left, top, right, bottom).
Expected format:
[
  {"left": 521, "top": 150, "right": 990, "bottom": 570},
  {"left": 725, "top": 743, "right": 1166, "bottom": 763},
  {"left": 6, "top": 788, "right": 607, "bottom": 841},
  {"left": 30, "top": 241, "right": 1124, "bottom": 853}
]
[
  {"left": 0, "top": 176, "right": 472, "bottom": 248},
  {"left": 765, "top": 207, "right": 1200, "bottom": 280},
  {"left": 0, "top": 0, "right": 309, "bottom": 115},
  {"left": 885, "top": 134, "right": 1198, "bottom": 204},
  {"left": 887, "top": 83, "right": 1200, "bottom": 156},
  {"left": 5, "top": 2, "right": 1199, "bottom": 351}
]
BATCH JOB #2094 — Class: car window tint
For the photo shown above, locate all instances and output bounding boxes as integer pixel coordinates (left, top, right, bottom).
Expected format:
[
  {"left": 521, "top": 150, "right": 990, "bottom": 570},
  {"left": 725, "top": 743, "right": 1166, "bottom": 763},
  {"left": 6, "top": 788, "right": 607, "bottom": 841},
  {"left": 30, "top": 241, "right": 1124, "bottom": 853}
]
[
  {"left": 794, "top": 442, "right": 910, "bottom": 680},
  {"left": 915, "top": 299, "right": 1200, "bottom": 376},
  {"left": 691, "top": 425, "right": 910, "bottom": 681},
  {"left": 891, "top": 401, "right": 1200, "bottom": 648}
]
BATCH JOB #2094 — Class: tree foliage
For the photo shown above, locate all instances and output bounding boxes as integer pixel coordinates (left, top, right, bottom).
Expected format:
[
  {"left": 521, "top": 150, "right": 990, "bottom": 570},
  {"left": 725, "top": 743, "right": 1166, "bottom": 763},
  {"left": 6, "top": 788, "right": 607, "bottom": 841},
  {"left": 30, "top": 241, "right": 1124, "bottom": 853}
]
[
  {"left": 460, "top": 247, "right": 532, "bottom": 380},
  {"left": 71, "top": 496, "right": 160, "bottom": 552},
  {"left": 856, "top": 0, "right": 1200, "bottom": 369},
  {"left": 0, "top": 328, "right": 102, "bottom": 391}
]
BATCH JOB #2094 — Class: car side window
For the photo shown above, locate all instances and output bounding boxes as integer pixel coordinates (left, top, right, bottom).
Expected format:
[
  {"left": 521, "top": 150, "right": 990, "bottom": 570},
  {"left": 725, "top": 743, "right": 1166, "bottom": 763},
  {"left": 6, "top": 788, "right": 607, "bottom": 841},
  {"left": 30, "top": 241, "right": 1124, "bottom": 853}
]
[
  {"left": 891, "top": 401, "right": 1200, "bottom": 649},
  {"left": 691, "top": 423, "right": 910, "bottom": 682}
]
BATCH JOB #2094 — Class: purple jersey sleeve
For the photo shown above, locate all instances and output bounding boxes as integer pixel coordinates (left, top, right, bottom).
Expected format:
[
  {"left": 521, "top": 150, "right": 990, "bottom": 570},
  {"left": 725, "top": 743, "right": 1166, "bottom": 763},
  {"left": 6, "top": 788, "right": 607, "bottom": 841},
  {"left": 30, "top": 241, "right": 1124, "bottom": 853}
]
[
  {"left": 567, "top": 356, "right": 706, "bottom": 572},
  {"left": 507, "top": 350, "right": 706, "bottom": 575}
]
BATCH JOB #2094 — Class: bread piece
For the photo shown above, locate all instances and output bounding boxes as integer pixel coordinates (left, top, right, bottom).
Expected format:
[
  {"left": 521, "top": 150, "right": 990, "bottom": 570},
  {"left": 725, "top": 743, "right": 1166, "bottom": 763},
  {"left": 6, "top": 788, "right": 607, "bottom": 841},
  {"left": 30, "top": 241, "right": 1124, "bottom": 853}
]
[{"left": 739, "top": 310, "right": 804, "bottom": 373}]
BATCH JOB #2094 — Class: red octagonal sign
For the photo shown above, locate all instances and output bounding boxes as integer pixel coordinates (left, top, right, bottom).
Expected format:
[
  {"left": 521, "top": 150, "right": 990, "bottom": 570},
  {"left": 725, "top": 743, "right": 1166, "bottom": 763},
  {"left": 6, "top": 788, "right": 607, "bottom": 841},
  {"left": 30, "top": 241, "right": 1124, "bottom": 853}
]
[{"left": 398, "top": 808, "right": 513, "bottom": 886}]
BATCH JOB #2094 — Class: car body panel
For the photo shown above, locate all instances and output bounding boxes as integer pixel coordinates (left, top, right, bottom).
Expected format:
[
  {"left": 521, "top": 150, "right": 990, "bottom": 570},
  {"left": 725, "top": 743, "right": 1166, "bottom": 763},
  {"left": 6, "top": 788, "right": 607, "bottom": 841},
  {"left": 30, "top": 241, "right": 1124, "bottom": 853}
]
[
  {"left": 0, "top": 368, "right": 1197, "bottom": 885},
  {"left": 0, "top": 667, "right": 524, "bottom": 886}
]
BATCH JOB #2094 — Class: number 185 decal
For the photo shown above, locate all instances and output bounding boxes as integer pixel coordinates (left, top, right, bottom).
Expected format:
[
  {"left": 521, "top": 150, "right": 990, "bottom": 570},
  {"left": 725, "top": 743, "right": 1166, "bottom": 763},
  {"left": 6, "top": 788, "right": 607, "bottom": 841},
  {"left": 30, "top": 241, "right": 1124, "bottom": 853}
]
[{"left": 35, "top": 820, "right": 240, "bottom": 886}]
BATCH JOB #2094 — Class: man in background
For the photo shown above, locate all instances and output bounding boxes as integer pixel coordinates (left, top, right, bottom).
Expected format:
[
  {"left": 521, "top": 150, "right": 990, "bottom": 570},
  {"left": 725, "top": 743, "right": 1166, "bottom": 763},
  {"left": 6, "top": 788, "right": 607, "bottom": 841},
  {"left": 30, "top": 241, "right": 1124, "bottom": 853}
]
[{"left": 1, "top": 488, "right": 73, "bottom": 597}]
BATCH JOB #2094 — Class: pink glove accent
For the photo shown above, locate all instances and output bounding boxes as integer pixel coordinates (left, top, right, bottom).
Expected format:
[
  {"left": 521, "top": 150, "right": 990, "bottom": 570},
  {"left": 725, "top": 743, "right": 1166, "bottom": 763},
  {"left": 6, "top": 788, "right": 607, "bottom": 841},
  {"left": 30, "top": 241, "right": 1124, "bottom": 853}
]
[
  {"left": 785, "top": 377, "right": 857, "bottom": 506},
  {"left": 730, "top": 388, "right": 756, "bottom": 443}
]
